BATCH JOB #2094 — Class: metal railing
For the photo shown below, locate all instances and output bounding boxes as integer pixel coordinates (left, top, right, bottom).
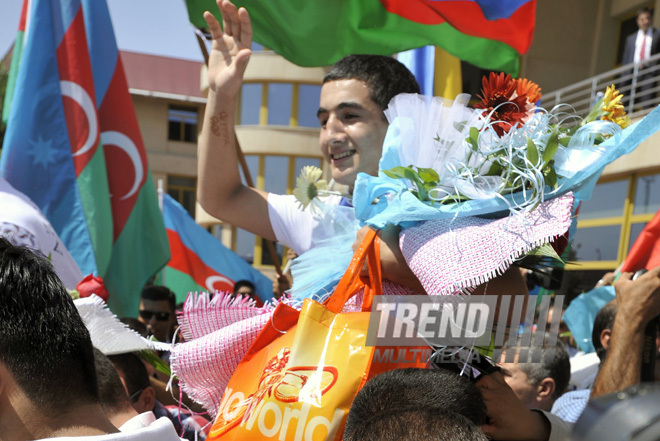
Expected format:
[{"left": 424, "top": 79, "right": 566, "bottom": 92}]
[{"left": 542, "top": 52, "right": 660, "bottom": 121}]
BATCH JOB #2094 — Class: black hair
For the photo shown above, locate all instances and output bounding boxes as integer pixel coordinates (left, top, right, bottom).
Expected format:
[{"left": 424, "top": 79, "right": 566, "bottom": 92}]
[
  {"left": 344, "top": 368, "right": 487, "bottom": 441},
  {"left": 502, "top": 332, "right": 571, "bottom": 400},
  {"left": 108, "top": 352, "right": 151, "bottom": 400},
  {"left": 94, "top": 348, "right": 132, "bottom": 415},
  {"left": 0, "top": 237, "right": 99, "bottom": 416},
  {"left": 233, "top": 279, "right": 255, "bottom": 295},
  {"left": 323, "top": 55, "right": 421, "bottom": 112},
  {"left": 345, "top": 408, "right": 488, "bottom": 441},
  {"left": 141, "top": 285, "right": 176, "bottom": 312},
  {"left": 638, "top": 7, "right": 653, "bottom": 18},
  {"left": 120, "top": 316, "right": 149, "bottom": 338},
  {"left": 592, "top": 302, "right": 618, "bottom": 363}
]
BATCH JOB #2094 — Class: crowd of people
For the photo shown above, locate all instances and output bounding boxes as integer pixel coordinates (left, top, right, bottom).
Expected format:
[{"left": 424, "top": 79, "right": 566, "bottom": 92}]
[{"left": 1, "top": 0, "right": 659, "bottom": 440}]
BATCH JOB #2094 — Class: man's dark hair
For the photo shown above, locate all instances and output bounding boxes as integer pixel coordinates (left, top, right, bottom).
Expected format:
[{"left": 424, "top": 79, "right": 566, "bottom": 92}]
[
  {"left": 108, "top": 352, "right": 151, "bottom": 401},
  {"left": 502, "top": 332, "right": 571, "bottom": 400},
  {"left": 120, "top": 316, "right": 149, "bottom": 337},
  {"left": 323, "top": 55, "right": 421, "bottom": 112},
  {"left": 94, "top": 348, "right": 132, "bottom": 415},
  {"left": 0, "top": 237, "right": 99, "bottom": 416},
  {"left": 592, "top": 302, "right": 618, "bottom": 362},
  {"left": 346, "top": 408, "right": 488, "bottom": 441},
  {"left": 141, "top": 285, "right": 176, "bottom": 312},
  {"left": 344, "top": 368, "right": 487, "bottom": 441},
  {"left": 233, "top": 279, "right": 255, "bottom": 295},
  {"left": 638, "top": 7, "right": 653, "bottom": 18}
]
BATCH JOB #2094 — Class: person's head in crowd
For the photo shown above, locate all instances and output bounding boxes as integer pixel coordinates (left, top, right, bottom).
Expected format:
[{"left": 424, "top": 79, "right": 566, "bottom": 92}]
[
  {"left": 139, "top": 285, "right": 177, "bottom": 342},
  {"left": 499, "top": 332, "right": 571, "bottom": 411},
  {"left": 109, "top": 352, "right": 156, "bottom": 415},
  {"left": 319, "top": 55, "right": 420, "bottom": 190},
  {"left": 94, "top": 348, "right": 139, "bottom": 427},
  {"left": 233, "top": 279, "right": 258, "bottom": 302},
  {"left": 120, "top": 316, "right": 149, "bottom": 338},
  {"left": 346, "top": 408, "right": 488, "bottom": 441},
  {"left": 637, "top": 7, "right": 652, "bottom": 32},
  {"left": 0, "top": 237, "right": 116, "bottom": 438},
  {"left": 545, "top": 302, "right": 575, "bottom": 351},
  {"left": 592, "top": 300, "right": 618, "bottom": 364},
  {"left": 344, "top": 368, "right": 487, "bottom": 441}
]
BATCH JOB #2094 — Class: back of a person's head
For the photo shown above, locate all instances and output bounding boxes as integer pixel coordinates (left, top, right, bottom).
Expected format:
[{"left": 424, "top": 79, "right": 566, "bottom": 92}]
[
  {"left": 120, "top": 316, "right": 149, "bottom": 337},
  {"left": 592, "top": 301, "right": 618, "bottom": 362},
  {"left": 506, "top": 332, "right": 571, "bottom": 400},
  {"left": 345, "top": 408, "right": 488, "bottom": 441},
  {"left": 108, "top": 352, "right": 151, "bottom": 401},
  {"left": 233, "top": 279, "right": 255, "bottom": 294},
  {"left": 323, "top": 55, "right": 421, "bottom": 111},
  {"left": 344, "top": 368, "right": 487, "bottom": 440},
  {"left": 141, "top": 285, "right": 176, "bottom": 312},
  {"left": 94, "top": 348, "right": 134, "bottom": 417},
  {"left": 0, "top": 238, "right": 98, "bottom": 416}
]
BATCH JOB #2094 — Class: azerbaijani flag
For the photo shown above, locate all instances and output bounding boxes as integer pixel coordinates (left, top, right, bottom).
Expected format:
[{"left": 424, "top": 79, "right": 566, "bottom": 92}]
[
  {"left": 2, "top": 0, "right": 30, "bottom": 125},
  {"left": 1, "top": 0, "right": 169, "bottom": 316},
  {"left": 621, "top": 209, "right": 660, "bottom": 273},
  {"left": 162, "top": 194, "right": 272, "bottom": 303},
  {"left": 80, "top": 0, "right": 170, "bottom": 316},
  {"left": 185, "top": 0, "right": 536, "bottom": 75}
]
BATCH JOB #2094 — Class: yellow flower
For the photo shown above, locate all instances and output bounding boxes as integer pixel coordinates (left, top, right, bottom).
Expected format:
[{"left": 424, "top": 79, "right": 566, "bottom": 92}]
[
  {"left": 601, "top": 85, "right": 630, "bottom": 128},
  {"left": 292, "top": 166, "right": 329, "bottom": 210}
]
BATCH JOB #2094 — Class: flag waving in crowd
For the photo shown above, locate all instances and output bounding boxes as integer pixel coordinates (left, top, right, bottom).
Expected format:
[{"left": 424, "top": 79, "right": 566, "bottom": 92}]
[
  {"left": 1, "top": 0, "right": 170, "bottom": 316},
  {"left": 621, "top": 209, "right": 660, "bottom": 273},
  {"left": 186, "top": 0, "right": 536, "bottom": 75},
  {"left": 162, "top": 194, "right": 272, "bottom": 304}
]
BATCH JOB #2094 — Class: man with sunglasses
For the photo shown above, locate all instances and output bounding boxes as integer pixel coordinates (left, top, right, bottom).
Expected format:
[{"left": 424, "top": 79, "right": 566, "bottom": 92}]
[{"left": 138, "top": 286, "right": 177, "bottom": 344}]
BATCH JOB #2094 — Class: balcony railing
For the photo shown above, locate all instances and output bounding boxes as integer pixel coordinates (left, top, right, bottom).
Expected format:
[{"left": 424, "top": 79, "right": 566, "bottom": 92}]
[{"left": 542, "top": 53, "right": 660, "bottom": 121}]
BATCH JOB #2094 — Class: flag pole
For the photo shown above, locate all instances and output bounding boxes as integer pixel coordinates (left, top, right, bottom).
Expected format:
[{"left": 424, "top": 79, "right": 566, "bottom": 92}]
[
  {"left": 157, "top": 179, "right": 166, "bottom": 285},
  {"left": 194, "top": 29, "right": 283, "bottom": 276}
]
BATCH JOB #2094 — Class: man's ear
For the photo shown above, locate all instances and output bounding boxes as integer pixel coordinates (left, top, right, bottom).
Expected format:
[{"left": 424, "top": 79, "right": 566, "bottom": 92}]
[
  {"left": 133, "top": 386, "right": 155, "bottom": 414},
  {"left": 537, "top": 377, "right": 556, "bottom": 400},
  {"left": 600, "top": 329, "right": 612, "bottom": 351}
]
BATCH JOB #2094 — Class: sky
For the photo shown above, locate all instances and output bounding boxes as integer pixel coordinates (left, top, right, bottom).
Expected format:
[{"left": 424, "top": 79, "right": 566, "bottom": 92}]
[{"left": 0, "top": 0, "right": 204, "bottom": 62}]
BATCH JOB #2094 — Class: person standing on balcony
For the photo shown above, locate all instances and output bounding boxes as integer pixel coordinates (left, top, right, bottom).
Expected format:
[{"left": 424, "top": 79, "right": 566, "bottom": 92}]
[{"left": 622, "top": 7, "right": 660, "bottom": 108}]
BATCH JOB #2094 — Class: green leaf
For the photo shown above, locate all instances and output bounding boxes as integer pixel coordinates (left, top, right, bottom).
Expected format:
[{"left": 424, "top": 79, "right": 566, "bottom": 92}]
[
  {"left": 383, "top": 166, "right": 411, "bottom": 180},
  {"left": 139, "top": 349, "right": 173, "bottom": 378},
  {"left": 467, "top": 126, "right": 480, "bottom": 150},
  {"left": 527, "top": 243, "right": 564, "bottom": 263},
  {"left": 543, "top": 165, "right": 558, "bottom": 189},
  {"left": 543, "top": 130, "right": 560, "bottom": 162},
  {"left": 417, "top": 167, "right": 439, "bottom": 183},
  {"left": 453, "top": 121, "right": 467, "bottom": 132},
  {"left": 487, "top": 161, "right": 504, "bottom": 176},
  {"left": 559, "top": 136, "right": 570, "bottom": 147},
  {"left": 526, "top": 138, "right": 539, "bottom": 165}
]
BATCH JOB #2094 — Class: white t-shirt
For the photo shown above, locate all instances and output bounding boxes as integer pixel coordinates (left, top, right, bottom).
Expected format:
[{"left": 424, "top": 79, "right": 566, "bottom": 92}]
[
  {"left": 267, "top": 193, "right": 353, "bottom": 254},
  {"left": 0, "top": 178, "right": 83, "bottom": 289}
]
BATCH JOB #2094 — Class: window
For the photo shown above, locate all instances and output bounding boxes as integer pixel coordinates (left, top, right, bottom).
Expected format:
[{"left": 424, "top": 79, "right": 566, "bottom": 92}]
[
  {"left": 298, "top": 85, "right": 322, "bottom": 128},
  {"left": 240, "top": 83, "right": 262, "bottom": 125},
  {"left": 168, "top": 106, "right": 198, "bottom": 142},
  {"left": 268, "top": 84, "right": 293, "bottom": 126},
  {"left": 167, "top": 175, "right": 197, "bottom": 218}
]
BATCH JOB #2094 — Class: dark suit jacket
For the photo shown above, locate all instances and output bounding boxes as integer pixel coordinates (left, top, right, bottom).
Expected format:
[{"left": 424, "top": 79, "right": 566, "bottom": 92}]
[{"left": 623, "top": 27, "right": 660, "bottom": 65}]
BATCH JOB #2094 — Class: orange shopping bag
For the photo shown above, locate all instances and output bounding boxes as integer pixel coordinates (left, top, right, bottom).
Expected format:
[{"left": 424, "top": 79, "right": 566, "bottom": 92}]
[{"left": 207, "top": 228, "right": 426, "bottom": 441}]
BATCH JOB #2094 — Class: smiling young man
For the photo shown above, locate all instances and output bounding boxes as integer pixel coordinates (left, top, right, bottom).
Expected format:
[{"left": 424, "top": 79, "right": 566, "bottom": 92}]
[{"left": 197, "top": 0, "right": 422, "bottom": 288}]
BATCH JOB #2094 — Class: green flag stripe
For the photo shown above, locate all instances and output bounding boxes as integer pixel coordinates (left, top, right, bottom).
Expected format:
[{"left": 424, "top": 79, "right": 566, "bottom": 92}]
[
  {"left": 76, "top": 143, "right": 113, "bottom": 276},
  {"left": 105, "top": 174, "right": 170, "bottom": 316},
  {"left": 163, "top": 266, "right": 206, "bottom": 305},
  {"left": 2, "top": 29, "right": 25, "bottom": 124}
]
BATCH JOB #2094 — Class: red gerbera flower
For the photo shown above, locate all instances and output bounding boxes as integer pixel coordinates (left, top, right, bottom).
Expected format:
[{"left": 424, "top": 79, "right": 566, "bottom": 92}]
[{"left": 475, "top": 72, "right": 529, "bottom": 136}]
